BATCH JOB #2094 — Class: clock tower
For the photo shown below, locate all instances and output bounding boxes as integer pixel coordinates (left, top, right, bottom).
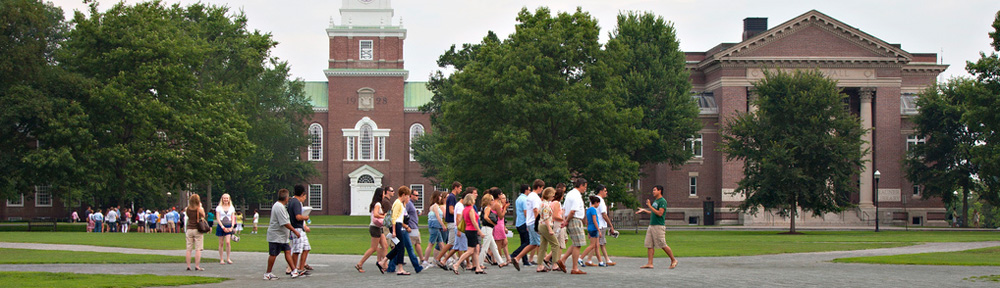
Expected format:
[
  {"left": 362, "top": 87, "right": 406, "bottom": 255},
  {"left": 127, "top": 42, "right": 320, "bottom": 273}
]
[{"left": 322, "top": 0, "right": 412, "bottom": 215}]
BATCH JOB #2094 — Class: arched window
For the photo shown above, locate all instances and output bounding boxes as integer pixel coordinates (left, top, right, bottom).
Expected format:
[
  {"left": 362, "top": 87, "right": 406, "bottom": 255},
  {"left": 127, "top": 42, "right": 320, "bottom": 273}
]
[
  {"left": 409, "top": 123, "right": 425, "bottom": 161},
  {"left": 308, "top": 123, "right": 323, "bottom": 161},
  {"left": 360, "top": 124, "right": 373, "bottom": 160},
  {"left": 344, "top": 117, "right": 389, "bottom": 161},
  {"left": 358, "top": 174, "right": 375, "bottom": 184}
]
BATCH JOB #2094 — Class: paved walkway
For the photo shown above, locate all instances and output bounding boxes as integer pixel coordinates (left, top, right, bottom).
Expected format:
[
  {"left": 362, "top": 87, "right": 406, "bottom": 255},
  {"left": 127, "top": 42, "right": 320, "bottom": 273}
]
[{"left": 2, "top": 241, "right": 999, "bottom": 287}]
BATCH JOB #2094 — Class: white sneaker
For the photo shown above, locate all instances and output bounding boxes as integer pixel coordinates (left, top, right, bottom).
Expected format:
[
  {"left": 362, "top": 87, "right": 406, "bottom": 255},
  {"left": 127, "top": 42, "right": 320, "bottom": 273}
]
[
  {"left": 290, "top": 270, "right": 302, "bottom": 278},
  {"left": 578, "top": 259, "right": 584, "bottom": 266},
  {"left": 421, "top": 260, "right": 430, "bottom": 268},
  {"left": 263, "top": 273, "right": 278, "bottom": 280}
]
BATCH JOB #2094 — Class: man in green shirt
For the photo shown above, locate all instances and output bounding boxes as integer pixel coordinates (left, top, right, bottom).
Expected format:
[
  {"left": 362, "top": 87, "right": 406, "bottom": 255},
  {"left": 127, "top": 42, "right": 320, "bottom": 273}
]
[{"left": 635, "top": 185, "right": 678, "bottom": 269}]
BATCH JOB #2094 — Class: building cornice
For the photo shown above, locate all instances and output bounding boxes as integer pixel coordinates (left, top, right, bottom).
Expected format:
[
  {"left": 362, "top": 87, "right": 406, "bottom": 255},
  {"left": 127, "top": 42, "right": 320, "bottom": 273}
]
[
  {"left": 313, "top": 107, "right": 329, "bottom": 112},
  {"left": 327, "top": 27, "right": 406, "bottom": 39},
  {"left": 325, "top": 69, "right": 409, "bottom": 80},
  {"left": 901, "top": 63, "right": 949, "bottom": 73}
]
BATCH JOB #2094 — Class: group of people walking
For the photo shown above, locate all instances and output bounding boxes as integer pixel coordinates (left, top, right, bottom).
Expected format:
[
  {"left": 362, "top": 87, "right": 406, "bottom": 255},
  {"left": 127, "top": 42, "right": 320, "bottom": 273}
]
[{"left": 342, "top": 178, "right": 678, "bottom": 278}]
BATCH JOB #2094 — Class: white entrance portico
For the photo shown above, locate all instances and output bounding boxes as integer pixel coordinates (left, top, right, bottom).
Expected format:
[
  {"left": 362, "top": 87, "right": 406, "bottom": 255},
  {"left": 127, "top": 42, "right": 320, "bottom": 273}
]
[{"left": 349, "top": 165, "right": 383, "bottom": 216}]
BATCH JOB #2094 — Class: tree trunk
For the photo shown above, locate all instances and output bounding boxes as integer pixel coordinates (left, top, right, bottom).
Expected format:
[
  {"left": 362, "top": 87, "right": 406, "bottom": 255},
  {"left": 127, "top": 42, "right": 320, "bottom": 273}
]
[
  {"left": 961, "top": 186, "right": 969, "bottom": 228},
  {"left": 789, "top": 202, "right": 797, "bottom": 234},
  {"left": 206, "top": 181, "right": 214, "bottom": 210}
]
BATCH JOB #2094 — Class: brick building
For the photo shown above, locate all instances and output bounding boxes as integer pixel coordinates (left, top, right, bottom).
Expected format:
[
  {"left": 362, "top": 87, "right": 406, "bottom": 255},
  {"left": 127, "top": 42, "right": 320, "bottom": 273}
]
[{"left": 646, "top": 10, "right": 947, "bottom": 226}]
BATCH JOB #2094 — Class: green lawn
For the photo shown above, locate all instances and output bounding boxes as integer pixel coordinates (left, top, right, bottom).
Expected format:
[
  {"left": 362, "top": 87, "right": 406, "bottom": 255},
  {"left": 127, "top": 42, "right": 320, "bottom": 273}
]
[
  {"left": 0, "top": 248, "right": 214, "bottom": 264},
  {"left": 832, "top": 246, "right": 1000, "bottom": 266},
  {"left": 966, "top": 275, "right": 1000, "bottom": 282},
  {"left": 1, "top": 229, "right": 997, "bottom": 258},
  {"left": 0, "top": 271, "right": 225, "bottom": 288}
]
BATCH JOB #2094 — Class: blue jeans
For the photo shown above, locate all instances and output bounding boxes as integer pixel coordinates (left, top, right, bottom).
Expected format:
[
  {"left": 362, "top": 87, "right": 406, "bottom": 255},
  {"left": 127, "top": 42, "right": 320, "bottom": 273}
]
[{"left": 386, "top": 225, "right": 423, "bottom": 273}]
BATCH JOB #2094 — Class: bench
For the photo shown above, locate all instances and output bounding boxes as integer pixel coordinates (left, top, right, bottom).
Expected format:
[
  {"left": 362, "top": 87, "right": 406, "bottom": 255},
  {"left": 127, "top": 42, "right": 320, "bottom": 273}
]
[{"left": 28, "top": 217, "right": 57, "bottom": 232}]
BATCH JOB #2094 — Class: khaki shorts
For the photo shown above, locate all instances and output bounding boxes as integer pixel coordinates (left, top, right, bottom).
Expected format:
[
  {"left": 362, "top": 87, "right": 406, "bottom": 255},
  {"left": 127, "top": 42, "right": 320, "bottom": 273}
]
[
  {"left": 567, "top": 218, "right": 586, "bottom": 247},
  {"left": 409, "top": 229, "right": 422, "bottom": 244},
  {"left": 185, "top": 229, "right": 204, "bottom": 251},
  {"left": 644, "top": 225, "right": 668, "bottom": 249},
  {"left": 556, "top": 227, "right": 567, "bottom": 249}
]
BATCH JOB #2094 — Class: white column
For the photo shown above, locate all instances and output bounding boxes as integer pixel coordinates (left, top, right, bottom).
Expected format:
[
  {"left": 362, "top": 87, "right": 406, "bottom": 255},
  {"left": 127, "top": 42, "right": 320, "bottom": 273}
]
[{"left": 859, "top": 88, "right": 875, "bottom": 208}]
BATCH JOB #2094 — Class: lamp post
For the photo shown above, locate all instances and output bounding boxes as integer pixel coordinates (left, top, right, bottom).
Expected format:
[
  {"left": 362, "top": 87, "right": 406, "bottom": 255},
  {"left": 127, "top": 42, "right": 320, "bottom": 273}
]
[{"left": 874, "top": 170, "right": 881, "bottom": 232}]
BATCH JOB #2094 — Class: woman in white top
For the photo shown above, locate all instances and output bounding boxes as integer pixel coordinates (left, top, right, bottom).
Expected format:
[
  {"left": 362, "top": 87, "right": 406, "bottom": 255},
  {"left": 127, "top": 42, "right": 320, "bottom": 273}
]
[{"left": 215, "top": 193, "right": 236, "bottom": 265}]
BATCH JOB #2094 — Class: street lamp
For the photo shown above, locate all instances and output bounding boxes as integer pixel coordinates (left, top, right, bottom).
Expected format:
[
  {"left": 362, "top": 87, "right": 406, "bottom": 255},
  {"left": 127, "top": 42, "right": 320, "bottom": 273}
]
[{"left": 874, "top": 170, "right": 881, "bottom": 232}]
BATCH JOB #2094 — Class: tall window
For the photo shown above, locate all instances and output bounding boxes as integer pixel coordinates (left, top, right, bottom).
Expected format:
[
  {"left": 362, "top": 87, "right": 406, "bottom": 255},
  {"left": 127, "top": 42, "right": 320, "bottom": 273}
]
[
  {"left": 913, "top": 185, "right": 921, "bottom": 196},
  {"left": 907, "top": 135, "right": 925, "bottom": 152},
  {"left": 309, "top": 184, "right": 323, "bottom": 210},
  {"left": 6, "top": 194, "right": 24, "bottom": 207},
  {"left": 410, "top": 123, "right": 425, "bottom": 161},
  {"left": 687, "top": 134, "right": 704, "bottom": 158},
  {"left": 308, "top": 123, "right": 323, "bottom": 161},
  {"left": 360, "top": 124, "right": 373, "bottom": 160},
  {"left": 346, "top": 136, "right": 356, "bottom": 160},
  {"left": 345, "top": 117, "right": 389, "bottom": 161},
  {"left": 35, "top": 185, "right": 52, "bottom": 207},
  {"left": 689, "top": 177, "right": 698, "bottom": 196},
  {"left": 359, "top": 40, "right": 373, "bottom": 60},
  {"left": 411, "top": 184, "right": 425, "bottom": 210}
]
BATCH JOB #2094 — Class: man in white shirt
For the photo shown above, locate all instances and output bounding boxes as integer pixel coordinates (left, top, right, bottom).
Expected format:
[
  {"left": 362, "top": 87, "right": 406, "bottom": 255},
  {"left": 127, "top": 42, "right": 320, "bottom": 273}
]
[
  {"left": 106, "top": 208, "right": 119, "bottom": 233},
  {"left": 510, "top": 179, "right": 544, "bottom": 271},
  {"left": 557, "top": 178, "right": 588, "bottom": 275}
]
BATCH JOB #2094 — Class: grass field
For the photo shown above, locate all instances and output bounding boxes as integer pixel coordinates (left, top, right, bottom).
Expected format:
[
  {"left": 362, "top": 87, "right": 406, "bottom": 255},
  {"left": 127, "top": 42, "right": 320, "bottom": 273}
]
[
  {"left": 0, "top": 248, "right": 214, "bottom": 264},
  {"left": 1, "top": 229, "right": 997, "bottom": 258},
  {"left": 832, "top": 246, "right": 1000, "bottom": 266},
  {"left": 0, "top": 271, "right": 225, "bottom": 288}
]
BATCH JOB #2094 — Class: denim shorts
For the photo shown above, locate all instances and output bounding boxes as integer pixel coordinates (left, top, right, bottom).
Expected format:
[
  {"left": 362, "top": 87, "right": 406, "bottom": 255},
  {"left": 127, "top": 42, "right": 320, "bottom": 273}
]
[
  {"left": 429, "top": 227, "right": 445, "bottom": 244},
  {"left": 527, "top": 224, "right": 542, "bottom": 246},
  {"left": 453, "top": 231, "right": 468, "bottom": 251}
]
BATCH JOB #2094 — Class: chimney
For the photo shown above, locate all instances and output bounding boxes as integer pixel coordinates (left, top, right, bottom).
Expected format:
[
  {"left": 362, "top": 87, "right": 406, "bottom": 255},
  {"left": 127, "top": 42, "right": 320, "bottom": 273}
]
[{"left": 743, "top": 17, "right": 768, "bottom": 41}]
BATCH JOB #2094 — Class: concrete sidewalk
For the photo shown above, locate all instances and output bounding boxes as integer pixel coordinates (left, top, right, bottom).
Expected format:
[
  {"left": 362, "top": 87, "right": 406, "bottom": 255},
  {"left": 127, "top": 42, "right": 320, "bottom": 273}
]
[{"left": 2, "top": 241, "right": 999, "bottom": 287}]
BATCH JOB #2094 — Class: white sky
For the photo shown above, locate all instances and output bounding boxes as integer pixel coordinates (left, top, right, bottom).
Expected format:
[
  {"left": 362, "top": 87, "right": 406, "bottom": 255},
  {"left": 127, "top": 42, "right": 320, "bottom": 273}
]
[{"left": 49, "top": 0, "right": 1000, "bottom": 82}]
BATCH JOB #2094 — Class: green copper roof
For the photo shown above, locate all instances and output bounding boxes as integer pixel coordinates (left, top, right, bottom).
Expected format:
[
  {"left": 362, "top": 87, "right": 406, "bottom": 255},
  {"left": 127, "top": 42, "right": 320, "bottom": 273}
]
[
  {"left": 404, "top": 82, "right": 432, "bottom": 109},
  {"left": 303, "top": 81, "right": 430, "bottom": 109},
  {"left": 304, "top": 81, "right": 328, "bottom": 108}
]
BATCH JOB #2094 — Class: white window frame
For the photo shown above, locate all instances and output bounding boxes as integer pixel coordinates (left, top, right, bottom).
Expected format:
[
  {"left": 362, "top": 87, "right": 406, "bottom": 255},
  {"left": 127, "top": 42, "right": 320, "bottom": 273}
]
[
  {"left": 359, "top": 40, "right": 373, "bottom": 61},
  {"left": 6, "top": 194, "right": 24, "bottom": 207},
  {"left": 342, "top": 117, "right": 390, "bottom": 162},
  {"left": 308, "top": 123, "right": 323, "bottom": 161},
  {"left": 410, "top": 123, "right": 425, "bottom": 161},
  {"left": 689, "top": 176, "right": 698, "bottom": 196},
  {"left": 346, "top": 136, "right": 356, "bottom": 160},
  {"left": 377, "top": 137, "right": 386, "bottom": 161},
  {"left": 309, "top": 184, "right": 323, "bottom": 210},
  {"left": 411, "top": 184, "right": 425, "bottom": 210},
  {"left": 913, "top": 185, "right": 921, "bottom": 196},
  {"left": 35, "top": 185, "right": 52, "bottom": 207},
  {"left": 907, "top": 134, "right": 925, "bottom": 152},
  {"left": 687, "top": 134, "right": 703, "bottom": 158}
]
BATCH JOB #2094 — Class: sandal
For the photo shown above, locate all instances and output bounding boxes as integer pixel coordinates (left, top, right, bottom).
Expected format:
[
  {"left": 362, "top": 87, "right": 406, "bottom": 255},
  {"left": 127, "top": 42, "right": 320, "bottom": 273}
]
[
  {"left": 226, "top": 259, "right": 233, "bottom": 264},
  {"left": 304, "top": 264, "right": 314, "bottom": 270},
  {"left": 451, "top": 264, "right": 461, "bottom": 275},
  {"left": 396, "top": 271, "right": 411, "bottom": 276},
  {"left": 186, "top": 267, "right": 191, "bottom": 271},
  {"left": 194, "top": 267, "right": 204, "bottom": 271},
  {"left": 475, "top": 270, "right": 486, "bottom": 274},
  {"left": 354, "top": 264, "right": 365, "bottom": 273},
  {"left": 375, "top": 262, "right": 385, "bottom": 274}
]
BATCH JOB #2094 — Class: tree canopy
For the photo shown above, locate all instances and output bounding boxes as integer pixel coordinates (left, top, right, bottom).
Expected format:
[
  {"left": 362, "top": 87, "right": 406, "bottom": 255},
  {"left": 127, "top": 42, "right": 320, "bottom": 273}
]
[
  {"left": 720, "top": 70, "right": 866, "bottom": 233},
  {"left": 416, "top": 8, "right": 697, "bottom": 206}
]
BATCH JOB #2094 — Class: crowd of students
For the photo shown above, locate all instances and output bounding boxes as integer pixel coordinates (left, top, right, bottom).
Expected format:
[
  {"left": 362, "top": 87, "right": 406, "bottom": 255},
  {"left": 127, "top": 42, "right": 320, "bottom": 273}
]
[{"left": 265, "top": 178, "right": 679, "bottom": 280}]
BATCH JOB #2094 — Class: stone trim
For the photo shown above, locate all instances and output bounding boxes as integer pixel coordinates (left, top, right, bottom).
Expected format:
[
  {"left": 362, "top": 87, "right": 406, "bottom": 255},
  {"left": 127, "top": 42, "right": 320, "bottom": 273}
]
[{"left": 324, "top": 69, "right": 409, "bottom": 79}]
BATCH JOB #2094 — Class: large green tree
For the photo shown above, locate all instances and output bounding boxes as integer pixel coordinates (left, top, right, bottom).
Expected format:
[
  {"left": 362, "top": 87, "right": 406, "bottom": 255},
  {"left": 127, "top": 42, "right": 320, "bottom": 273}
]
[
  {"left": 966, "top": 10, "right": 1000, "bottom": 206},
  {"left": 605, "top": 11, "right": 700, "bottom": 168},
  {"left": 0, "top": 0, "right": 93, "bottom": 204},
  {"left": 58, "top": 1, "right": 255, "bottom": 207},
  {"left": 720, "top": 70, "right": 866, "bottom": 233},
  {"left": 417, "top": 7, "right": 653, "bottom": 198},
  {"left": 905, "top": 79, "right": 988, "bottom": 228}
]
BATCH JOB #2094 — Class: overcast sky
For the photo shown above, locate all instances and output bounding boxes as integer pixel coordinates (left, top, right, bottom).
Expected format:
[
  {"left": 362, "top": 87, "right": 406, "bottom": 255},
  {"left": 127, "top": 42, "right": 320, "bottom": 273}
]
[{"left": 49, "top": 0, "right": 1000, "bottom": 83}]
